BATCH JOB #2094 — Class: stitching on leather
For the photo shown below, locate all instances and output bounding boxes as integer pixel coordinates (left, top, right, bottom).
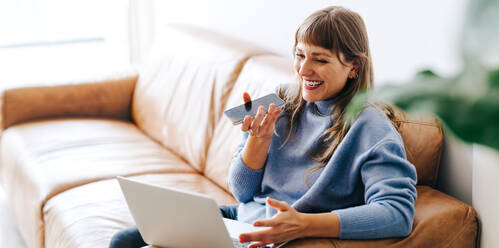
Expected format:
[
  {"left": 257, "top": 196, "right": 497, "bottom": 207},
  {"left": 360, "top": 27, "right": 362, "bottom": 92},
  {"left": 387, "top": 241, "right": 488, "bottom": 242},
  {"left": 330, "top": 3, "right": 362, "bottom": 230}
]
[
  {"left": 327, "top": 238, "right": 338, "bottom": 248},
  {"left": 444, "top": 208, "right": 479, "bottom": 248},
  {"left": 396, "top": 120, "right": 439, "bottom": 127},
  {"left": 445, "top": 224, "right": 473, "bottom": 248},
  {"left": 399, "top": 117, "right": 443, "bottom": 187},
  {"left": 0, "top": 92, "right": 4, "bottom": 130}
]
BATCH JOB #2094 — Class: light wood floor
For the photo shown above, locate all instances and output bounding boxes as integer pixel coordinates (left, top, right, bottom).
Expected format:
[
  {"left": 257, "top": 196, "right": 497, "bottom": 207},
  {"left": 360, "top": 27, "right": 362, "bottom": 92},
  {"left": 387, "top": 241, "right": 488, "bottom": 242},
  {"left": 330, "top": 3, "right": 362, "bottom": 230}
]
[{"left": 0, "top": 186, "right": 27, "bottom": 248}]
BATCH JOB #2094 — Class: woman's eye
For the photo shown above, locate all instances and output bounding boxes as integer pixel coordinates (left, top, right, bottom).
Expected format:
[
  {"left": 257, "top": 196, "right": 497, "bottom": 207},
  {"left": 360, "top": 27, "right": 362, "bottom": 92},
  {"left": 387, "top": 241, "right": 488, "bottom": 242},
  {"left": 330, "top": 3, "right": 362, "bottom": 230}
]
[
  {"left": 295, "top": 53, "right": 305, "bottom": 58},
  {"left": 316, "top": 59, "right": 328, "bottom": 64}
]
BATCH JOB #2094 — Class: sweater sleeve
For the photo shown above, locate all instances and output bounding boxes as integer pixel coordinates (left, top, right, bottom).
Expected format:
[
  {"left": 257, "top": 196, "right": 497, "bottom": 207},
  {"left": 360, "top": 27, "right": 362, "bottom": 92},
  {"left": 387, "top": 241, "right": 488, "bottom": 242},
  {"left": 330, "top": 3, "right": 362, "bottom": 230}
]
[
  {"left": 333, "top": 139, "right": 418, "bottom": 239},
  {"left": 228, "top": 132, "right": 265, "bottom": 203}
]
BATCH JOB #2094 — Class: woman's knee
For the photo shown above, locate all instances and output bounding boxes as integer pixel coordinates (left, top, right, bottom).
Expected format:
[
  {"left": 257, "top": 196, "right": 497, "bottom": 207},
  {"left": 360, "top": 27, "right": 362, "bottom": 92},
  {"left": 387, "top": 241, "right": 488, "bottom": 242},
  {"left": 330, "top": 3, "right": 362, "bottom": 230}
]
[{"left": 109, "top": 226, "right": 146, "bottom": 248}]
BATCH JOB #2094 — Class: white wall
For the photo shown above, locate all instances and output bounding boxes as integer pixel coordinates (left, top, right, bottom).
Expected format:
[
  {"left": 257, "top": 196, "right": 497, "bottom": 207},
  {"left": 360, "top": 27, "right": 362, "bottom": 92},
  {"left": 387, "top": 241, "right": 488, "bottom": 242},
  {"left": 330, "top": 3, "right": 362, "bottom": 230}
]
[
  {"left": 153, "top": 0, "right": 468, "bottom": 84},
  {"left": 438, "top": 136, "right": 473, "bottom": 205}
]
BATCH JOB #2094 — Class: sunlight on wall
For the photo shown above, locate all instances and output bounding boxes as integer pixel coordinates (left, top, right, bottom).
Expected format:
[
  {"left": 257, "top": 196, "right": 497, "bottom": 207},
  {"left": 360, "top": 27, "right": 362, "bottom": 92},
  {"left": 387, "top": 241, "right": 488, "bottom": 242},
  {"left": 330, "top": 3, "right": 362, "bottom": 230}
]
[{"left": 153, "top": 0, "right": 468, "bottom": 85}]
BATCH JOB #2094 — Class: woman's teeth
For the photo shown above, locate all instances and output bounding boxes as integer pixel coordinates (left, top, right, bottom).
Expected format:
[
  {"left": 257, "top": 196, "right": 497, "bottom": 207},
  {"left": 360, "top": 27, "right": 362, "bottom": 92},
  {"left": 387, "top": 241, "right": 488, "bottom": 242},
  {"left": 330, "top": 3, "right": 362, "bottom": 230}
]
[{"left": 305, "top": 80, "right": 323, "bottom": 87}]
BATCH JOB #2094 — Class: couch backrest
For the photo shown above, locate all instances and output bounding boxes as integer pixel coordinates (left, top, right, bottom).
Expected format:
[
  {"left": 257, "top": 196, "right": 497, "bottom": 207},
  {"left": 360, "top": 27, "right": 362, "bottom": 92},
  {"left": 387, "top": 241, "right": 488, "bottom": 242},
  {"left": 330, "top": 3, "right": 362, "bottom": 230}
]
[
  {"left": 131, "top": 24, "right": 268, "bottom": 171},
  {"left": 205, "top": 54, "right": 444, "bottom": 191},
  {"left": 396, "top": 113, "right": 443, "bottom": 187}
]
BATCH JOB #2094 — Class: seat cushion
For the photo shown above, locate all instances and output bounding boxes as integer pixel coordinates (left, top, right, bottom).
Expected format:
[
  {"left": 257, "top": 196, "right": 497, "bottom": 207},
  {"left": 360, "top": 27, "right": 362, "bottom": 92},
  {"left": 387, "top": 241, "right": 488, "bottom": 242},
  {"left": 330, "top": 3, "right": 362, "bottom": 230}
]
[
  {"left": 42, "top": 173, "right": 236, "bottom": 248},
  {"left": 0, "top": 119, "right": 196, "bottom": 248}
]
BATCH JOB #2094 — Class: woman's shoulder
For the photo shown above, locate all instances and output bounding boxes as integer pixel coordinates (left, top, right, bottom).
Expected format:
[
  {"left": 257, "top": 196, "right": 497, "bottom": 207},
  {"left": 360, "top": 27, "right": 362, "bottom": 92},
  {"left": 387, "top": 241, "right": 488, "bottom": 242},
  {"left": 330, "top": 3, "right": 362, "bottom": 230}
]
[
  {"left": 349, "top": 105, "right": 403, "bottom": 145},
  {"left": 356, "top": 106, "right": 391, "bottom": 124}
]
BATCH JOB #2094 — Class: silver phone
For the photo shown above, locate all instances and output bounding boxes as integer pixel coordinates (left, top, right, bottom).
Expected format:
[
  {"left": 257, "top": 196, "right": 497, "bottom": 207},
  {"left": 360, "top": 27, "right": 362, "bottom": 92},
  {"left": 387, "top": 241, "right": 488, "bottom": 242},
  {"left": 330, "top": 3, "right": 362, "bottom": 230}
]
[{"left": 223, "top": 93, "right": 285, "bottom": 125}]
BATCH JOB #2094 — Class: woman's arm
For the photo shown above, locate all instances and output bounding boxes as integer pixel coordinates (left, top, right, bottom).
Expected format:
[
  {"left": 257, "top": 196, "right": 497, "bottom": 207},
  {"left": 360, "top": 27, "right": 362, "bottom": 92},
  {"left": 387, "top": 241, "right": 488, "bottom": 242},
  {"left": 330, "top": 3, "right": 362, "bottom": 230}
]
[
  {"left": 239, "top": 140, "right": 416, "bottom": 245},
  {"left": 301, "top": 212, "right": 340, "bottom": 238},
  {"left": 228, "top": 92, "right": 282, "bottom": 202},
  {"left": 333, "top": 139, "right": 417, "bottom": 239},
  {"left": 240, "top": 133, "right": 272, "bottom": 170},
  {"left": 240, "top": 92, "right": 282, "bottom": 170},
  {"left": 239, "top": 198, "right": 340, "bottom": 248}
]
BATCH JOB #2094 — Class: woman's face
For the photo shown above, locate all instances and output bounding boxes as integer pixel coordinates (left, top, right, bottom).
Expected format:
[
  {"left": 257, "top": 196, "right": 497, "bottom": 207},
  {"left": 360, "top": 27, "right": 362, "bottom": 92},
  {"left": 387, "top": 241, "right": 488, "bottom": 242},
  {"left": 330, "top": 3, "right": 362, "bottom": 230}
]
[{"left": 294, "top": 42, "right": 355, "bottom": 102}]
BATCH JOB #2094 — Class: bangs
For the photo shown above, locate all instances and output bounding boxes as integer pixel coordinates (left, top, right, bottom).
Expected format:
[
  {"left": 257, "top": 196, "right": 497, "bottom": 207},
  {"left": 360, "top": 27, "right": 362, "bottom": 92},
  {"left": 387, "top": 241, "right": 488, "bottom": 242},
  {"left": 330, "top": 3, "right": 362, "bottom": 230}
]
[{"left": 295, "top": 13, "right": 339, "bottom": 52}]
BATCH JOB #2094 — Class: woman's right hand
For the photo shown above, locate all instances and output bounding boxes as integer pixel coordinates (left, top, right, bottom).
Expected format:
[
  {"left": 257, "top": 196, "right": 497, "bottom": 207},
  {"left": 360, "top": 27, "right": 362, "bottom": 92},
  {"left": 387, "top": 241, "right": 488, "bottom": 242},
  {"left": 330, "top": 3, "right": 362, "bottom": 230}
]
[{"left": 241, "top": 92, "right": 282, "bottom": 140}]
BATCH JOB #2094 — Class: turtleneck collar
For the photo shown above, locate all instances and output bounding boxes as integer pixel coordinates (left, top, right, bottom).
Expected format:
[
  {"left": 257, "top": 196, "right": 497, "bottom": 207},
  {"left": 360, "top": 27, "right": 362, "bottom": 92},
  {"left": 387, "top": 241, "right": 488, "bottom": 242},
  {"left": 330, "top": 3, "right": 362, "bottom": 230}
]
[{"left": 312, "top": 96, "right": 337, "bottom": 116}]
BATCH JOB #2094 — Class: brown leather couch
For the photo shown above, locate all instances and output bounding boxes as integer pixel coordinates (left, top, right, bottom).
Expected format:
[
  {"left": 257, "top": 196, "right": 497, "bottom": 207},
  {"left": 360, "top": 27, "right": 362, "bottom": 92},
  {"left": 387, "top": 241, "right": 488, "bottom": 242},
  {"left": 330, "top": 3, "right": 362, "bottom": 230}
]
[{"left": 0, "top": 24, "right": 479, "bottom": 248}]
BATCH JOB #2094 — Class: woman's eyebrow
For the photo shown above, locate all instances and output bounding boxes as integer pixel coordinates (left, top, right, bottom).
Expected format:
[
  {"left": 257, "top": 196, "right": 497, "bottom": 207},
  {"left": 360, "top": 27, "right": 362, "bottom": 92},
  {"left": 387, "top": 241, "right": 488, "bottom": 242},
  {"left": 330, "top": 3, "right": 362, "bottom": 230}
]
[
  {"left": 295, "top": 48, "right": 332, "bottom": 57},
  {"left": 311, "top": 52, "right": 332, "bottom": 57}
]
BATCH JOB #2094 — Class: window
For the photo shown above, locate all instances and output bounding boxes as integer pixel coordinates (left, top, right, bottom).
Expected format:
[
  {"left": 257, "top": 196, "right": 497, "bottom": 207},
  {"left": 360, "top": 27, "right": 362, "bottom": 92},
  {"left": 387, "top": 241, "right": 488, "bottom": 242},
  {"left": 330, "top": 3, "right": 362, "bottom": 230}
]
[{"left": 0, "top": 0, "right": 129, "bottom": 88}]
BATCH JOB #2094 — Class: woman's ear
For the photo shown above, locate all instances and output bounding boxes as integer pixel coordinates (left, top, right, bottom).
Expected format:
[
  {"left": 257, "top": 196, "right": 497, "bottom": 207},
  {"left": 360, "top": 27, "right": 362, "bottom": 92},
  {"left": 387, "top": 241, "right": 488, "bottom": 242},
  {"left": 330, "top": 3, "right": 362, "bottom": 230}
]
[{"left": 349, "top": 60, "right": 360, "bottom": 79}]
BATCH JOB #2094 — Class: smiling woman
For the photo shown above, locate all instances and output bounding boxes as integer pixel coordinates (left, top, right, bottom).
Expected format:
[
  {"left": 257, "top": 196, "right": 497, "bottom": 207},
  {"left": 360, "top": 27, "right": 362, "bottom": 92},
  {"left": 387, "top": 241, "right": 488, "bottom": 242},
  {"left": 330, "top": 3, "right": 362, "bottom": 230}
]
[{"left": 230, "top": 7, "right": 418, "bottom": 247}]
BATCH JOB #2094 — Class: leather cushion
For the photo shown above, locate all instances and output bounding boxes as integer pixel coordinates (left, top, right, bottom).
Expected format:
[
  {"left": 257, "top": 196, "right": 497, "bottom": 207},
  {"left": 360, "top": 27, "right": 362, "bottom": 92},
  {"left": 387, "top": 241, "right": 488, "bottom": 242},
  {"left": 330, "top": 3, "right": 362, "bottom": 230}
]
[
  {"left": 323, "top": 186, "right": 479, "bottom": 248},
  {"left": 0, "top": 119, "right": 196, "bottom": 248},
  {"left": 43, "top": 173, "right": 236, "bottom": 248},
  {"left": 396, "top": 114, "right": 444, "bottom": 187},
  {"left": 0, "top": 72, "right": 137, "bottom": 130},
  {"left": 131, "top": 24, "right": 269, "bottom": 171}
]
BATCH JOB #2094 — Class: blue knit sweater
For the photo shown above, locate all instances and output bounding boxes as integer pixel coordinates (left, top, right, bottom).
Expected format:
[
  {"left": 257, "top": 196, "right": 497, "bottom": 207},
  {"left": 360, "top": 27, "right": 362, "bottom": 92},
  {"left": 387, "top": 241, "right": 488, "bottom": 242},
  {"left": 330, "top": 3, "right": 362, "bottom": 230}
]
[{"left": 228, "top": 96, "right": 417, "bottom": 239}]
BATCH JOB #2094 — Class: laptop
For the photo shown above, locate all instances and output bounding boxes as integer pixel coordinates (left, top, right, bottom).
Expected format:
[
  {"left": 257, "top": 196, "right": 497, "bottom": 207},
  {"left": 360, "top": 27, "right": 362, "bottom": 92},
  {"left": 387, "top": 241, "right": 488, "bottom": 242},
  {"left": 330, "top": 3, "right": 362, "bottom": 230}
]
[{"left": 117, "top": 176, "right": 289, "bottom": 248}]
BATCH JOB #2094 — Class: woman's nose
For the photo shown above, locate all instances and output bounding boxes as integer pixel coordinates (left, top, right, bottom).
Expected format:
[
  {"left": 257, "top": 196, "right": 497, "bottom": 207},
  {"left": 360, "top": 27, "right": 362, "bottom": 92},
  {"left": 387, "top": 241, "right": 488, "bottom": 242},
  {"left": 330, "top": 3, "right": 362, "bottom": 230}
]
[{"left": 299, "top": 60, "right": 313, "bottom": 76}]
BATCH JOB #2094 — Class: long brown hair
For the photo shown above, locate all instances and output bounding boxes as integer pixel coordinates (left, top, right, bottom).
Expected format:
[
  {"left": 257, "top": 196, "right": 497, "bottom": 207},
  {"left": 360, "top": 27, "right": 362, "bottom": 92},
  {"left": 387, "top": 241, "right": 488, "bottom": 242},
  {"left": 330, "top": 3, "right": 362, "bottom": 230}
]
[{"left": 277, "top": 6, "right": 397, "bottom": 183}]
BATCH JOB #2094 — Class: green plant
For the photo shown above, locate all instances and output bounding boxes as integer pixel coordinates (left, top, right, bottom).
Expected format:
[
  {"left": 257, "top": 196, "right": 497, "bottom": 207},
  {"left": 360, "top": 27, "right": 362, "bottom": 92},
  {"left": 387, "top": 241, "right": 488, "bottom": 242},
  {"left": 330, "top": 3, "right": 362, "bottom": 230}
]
[{"left": 346, "top": 0, "right": 499, "bottom": 151}]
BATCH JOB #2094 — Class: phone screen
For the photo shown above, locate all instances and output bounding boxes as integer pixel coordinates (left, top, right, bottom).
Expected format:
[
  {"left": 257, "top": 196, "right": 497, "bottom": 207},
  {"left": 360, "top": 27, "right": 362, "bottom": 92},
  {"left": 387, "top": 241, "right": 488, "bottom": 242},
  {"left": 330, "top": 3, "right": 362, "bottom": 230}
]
[{"left": 223, "top": 93, "right": 285, "bottom": 125}]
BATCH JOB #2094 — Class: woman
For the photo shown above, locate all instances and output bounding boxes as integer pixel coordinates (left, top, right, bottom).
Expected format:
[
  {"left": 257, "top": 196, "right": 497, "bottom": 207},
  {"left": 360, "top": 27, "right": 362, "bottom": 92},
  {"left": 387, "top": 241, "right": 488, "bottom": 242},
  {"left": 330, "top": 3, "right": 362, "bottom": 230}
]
[
  {"left": 110, "top": 6, "right": 416, "bottom": 248},
  {"left": 229, "top": 5, "right": 416, "bottom": 247}
]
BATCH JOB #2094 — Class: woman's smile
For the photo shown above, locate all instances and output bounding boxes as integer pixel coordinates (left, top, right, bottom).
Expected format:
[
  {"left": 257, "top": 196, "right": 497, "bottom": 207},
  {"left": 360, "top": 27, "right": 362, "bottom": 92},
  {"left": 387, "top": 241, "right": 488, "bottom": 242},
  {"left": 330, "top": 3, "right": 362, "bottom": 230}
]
[{"left": 303, "top": 79, "right": 324, "bottom": 90}]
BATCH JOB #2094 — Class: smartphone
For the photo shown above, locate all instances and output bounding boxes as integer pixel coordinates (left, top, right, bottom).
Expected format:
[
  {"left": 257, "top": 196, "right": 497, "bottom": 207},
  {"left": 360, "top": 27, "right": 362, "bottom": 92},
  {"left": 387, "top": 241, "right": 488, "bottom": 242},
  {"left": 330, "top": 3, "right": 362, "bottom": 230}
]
[{"left": 223, "top": 93, "right": 285, "bottom": 125}]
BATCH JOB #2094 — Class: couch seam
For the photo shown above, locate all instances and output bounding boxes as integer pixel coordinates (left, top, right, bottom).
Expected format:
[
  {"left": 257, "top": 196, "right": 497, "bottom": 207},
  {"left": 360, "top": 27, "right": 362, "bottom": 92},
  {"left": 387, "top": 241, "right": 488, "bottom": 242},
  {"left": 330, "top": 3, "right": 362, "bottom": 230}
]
[
  {"left": 327, "top": 238, "right": 338, "bottom": 248},
  {"left": 431, "top": 120, "right": 444, "bottom": 188},
  {"left": 396, "top": 120, "right": 439, "bottom": 126},
  {"left": 200, "top": 56, "right": 251, "bottom": 177},
  {"left": 444, "top": 207, "right": 479, "bottom": 248},
  {"left": 444, "top": 224, "right": 475, "bottom": 248},
  {"left": 1, "top": 90, "right": 7, "bottom": 130}
]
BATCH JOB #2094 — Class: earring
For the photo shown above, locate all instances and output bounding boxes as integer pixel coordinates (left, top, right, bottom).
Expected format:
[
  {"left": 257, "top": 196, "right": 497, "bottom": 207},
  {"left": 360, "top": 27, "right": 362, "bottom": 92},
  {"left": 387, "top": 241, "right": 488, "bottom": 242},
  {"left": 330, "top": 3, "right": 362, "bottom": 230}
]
[{"left": 350, "top": 72, "right": 358, "bottom": 79}]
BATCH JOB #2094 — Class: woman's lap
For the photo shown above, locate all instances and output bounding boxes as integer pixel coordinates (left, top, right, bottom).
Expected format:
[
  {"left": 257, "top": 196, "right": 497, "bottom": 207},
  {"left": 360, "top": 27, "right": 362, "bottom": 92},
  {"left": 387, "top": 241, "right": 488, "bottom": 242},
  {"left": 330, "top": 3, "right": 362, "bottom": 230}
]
[
  {"left": 109, "top": 204, "right": 239, "bottom": 248},
  {"left": 109, "top": 226, "right": 146, "bottom": 248},
  {"left": 219, "top": 204, "right": 239, "bottom": 220}
]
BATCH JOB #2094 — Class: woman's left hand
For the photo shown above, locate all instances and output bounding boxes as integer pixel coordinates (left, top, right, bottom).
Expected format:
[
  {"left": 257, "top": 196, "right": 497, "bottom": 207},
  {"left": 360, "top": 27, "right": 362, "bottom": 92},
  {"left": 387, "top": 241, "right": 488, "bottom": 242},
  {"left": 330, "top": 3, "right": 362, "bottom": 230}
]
[{"left": 239, "top": 197, "right": 308, "bottom": 248}]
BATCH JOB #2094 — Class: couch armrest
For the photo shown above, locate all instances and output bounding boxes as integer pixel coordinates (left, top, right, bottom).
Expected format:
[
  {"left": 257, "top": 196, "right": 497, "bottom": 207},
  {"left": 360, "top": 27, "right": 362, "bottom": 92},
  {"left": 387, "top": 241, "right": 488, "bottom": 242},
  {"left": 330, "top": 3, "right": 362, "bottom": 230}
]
[
  {"left": 324, "top": 186, "right": 479, "bottom": 248},
  {"left": 0, "top": 72, "right": 138, "bottom": 130}
]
